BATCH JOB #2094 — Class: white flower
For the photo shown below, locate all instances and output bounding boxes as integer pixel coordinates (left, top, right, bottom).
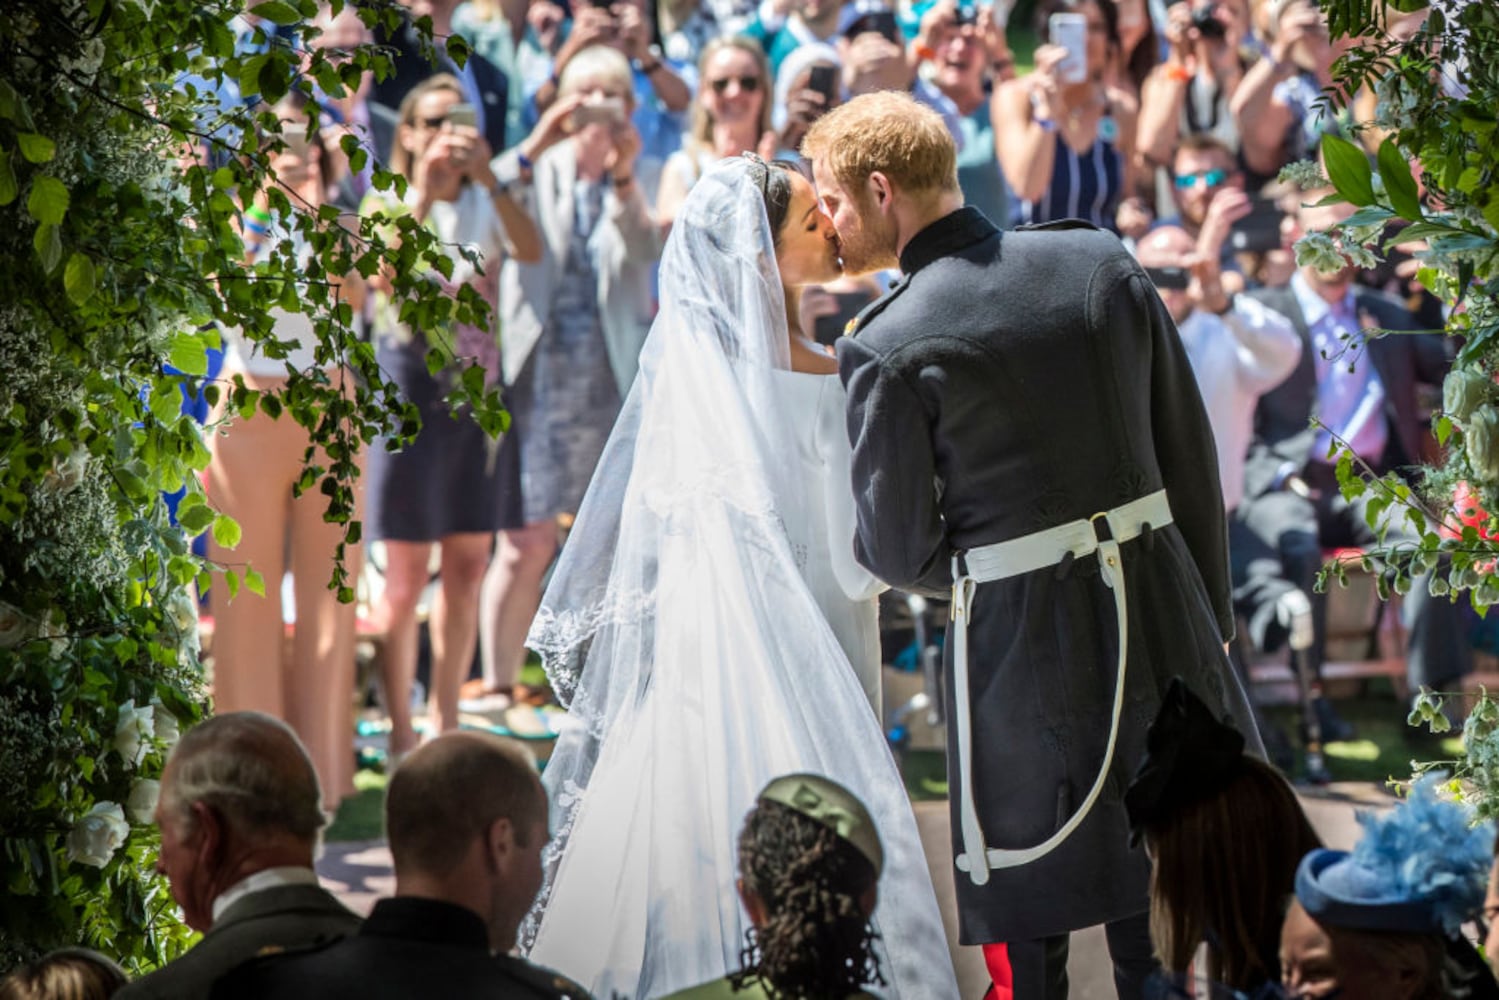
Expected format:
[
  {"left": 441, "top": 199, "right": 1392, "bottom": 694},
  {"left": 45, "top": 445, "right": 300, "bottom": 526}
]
[
  {"left": 36, "top": 617, "right": 69, "bottom": 660},
  {"left": 126, "top": 778, "right": 161, "bottom": 825},
  {"left": 1467, "top": 406, "right": 1499, "bottom": 486},
  {"left": 150, "top": 698, "right": 181, "bottom": 750},
  {"left": 0, "top": 601, "right": 27, "bottom": 649},
  {"left": 1445, "top": 369, "right": 1491, "bottom": 425},
  {"left": 165, "top": 589, "right": 198, "bottom": 635},
  {"left": 66, "top": 802, "right": 130, "bottom": 868},
  {"left": 44, "top": 450, "right": 88, "bottom": 494},
  {"left": 114, "top": 699, "right": 156, "bottom": 767}
]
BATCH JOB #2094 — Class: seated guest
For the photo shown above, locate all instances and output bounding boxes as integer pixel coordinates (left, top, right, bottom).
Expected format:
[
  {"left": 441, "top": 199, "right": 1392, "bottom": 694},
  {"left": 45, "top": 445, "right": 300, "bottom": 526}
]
[
  {"left": 1125, "top": 678, "right": 1321, "bottom": 997},
  {"left": 117, "top": 713, "right": 358, "bottom": 1000},
  {"left": 0, "top": 949, "right": 128, "bottom": 1000},
  {"left": 213, "top": 732, "right": 587, "bottom": 999},
  {"left": 662, "top": 773, "right": 885, "bottom": 1000},
  {"left": 1282, "top": 774, "right": 1499, "bottom": 1000}
]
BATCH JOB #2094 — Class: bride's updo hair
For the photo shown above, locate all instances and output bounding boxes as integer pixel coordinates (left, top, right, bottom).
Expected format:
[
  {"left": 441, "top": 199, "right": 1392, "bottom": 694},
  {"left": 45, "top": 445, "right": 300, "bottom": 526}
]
[
  {"left": 741, "top": 155, "right": 799, "bottom": 251},
  {"left": 732, "top": 779, "right": 886, "bottom": 1000}
]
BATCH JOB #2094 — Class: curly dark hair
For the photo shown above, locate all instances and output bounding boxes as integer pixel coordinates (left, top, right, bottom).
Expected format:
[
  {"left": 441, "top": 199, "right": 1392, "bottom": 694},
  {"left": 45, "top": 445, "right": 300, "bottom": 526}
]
[{"left": 730, "top": 798, "right": 885, "bottom": 999}]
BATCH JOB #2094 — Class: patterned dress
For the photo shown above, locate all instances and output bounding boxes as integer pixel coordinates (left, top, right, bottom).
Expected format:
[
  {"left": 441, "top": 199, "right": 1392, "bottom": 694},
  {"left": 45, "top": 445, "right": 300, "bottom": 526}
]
[{"left": 506, "top": 178, "right": 623, "bottom": 525}]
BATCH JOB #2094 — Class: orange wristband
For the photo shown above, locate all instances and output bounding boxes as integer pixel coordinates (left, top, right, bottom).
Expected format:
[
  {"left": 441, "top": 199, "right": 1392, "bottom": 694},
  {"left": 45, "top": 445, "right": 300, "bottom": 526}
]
[
  {"left": 914, "top": 43, "right": 937, "bottom": 62},
  {"left": 1165, "top": 62, "right": 1191, "bottom": 83}
]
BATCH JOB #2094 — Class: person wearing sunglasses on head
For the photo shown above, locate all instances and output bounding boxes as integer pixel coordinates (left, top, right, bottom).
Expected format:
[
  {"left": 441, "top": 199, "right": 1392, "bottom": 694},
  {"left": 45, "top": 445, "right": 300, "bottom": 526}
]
[{"left": 655, "top": 37, "right": 775, "bottom": 238}]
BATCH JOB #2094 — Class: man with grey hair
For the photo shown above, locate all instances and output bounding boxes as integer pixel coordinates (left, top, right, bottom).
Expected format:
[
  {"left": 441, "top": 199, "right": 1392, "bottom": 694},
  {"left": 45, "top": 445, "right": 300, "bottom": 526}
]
[
  {"left": 215, "top": 731, "right": 588, "bottom": 998},
  {"left": 117, "top": 711, "right": 358, "bottom": 1000}
]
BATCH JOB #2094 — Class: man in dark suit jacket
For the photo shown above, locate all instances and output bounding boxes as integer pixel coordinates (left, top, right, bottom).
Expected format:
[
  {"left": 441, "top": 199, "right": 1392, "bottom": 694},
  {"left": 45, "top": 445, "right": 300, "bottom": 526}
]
[
  {"left": 213, "top": 732, "right": 588, "bottom": 999},
  {"left": 370, "top": 0, "right": 510, "bottom": 154},
  {"left": 805, "top": 92, "right": 1263, "bottom": 999},
  {"left": 1236, "top": 192, "right": 1467, "bottom": 700},
  {"left": 117, "top": 713, "right": 360, "bottom": 1000}
]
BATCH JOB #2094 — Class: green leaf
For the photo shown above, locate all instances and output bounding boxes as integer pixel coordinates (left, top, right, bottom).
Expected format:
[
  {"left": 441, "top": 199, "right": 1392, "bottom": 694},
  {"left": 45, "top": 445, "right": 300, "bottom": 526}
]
[
  {"left": 248, "top": 0, "right": 300, "bottom": 24},
  {"left": 166, "top": 329, "right": 208, "bottom": 376},
  {"left": 1376, "top": 139, "right": 1422, "bottom": 221},
  {"left": 33, "top": 222, "right": 62, "bottom": 274},
  {"left": 27, "top": 175, "right": 70, "bottom": 225},
  {"left": 244, "top": 567, "right": 266, "bottom": 597},
  {"left": 16, "top": 133, "right": 55, "bottom": 164},
  {"left": 0, "top": 148, "right": 15, "bottom": 206},
  {"left": 63, "top": 252, "right": 96, "bottom": 305},
  {"left": 1321, "top": 134, "right": 1376, "bottom": 208},
  {"left": 0, "top": 79, "right": 19, "bottom": 121},
  {"left": 425, "top": 348, "right": 444, "bottom": 377},
  {"left": 176, "top": 503, "right": 215, "bottom": 534},
  {"left": 212, "top": 514, "right": 242, "bottom": 549}
]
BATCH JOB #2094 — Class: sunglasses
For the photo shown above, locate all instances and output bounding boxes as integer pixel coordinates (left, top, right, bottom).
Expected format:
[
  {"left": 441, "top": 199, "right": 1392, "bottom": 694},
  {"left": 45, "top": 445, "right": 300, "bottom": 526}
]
[
  {"left": 415, "top": 115, "right": 450, "bottom": 129},
  {"left": 1174, "top": 168, "right": 1229, "bottom": 189},
  {"left": 709, "top": 75, "right": 760, "bottom": 94}
]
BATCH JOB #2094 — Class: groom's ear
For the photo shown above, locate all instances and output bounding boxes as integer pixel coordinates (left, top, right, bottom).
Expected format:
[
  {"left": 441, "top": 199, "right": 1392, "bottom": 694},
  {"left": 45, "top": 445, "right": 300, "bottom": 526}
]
[{"left": 868, "top": 171, "right": 894, "bottom": 214}]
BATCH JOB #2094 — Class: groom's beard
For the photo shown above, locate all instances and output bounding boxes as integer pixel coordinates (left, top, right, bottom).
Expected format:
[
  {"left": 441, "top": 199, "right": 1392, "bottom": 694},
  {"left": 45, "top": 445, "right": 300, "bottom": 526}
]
[
  {"left": 839, "top": 217, "right": 893, "bottom": 275},
  {"left": 836, "top": 206, "right": 900, "bottom": 277}
]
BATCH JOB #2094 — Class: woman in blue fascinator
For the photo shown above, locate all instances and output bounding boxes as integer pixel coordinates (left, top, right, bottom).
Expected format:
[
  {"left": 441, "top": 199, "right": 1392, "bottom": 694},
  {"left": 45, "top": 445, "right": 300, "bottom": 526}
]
[{"left": 1280, "top": 774, "right": 1499, "bottom": 1000}]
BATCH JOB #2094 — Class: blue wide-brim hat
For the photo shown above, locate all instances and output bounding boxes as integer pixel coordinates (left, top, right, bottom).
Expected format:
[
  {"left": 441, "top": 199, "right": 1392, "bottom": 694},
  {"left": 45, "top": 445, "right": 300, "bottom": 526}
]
[{"left": 1295, "top": 848, "right": 1442, "bottom": 934}]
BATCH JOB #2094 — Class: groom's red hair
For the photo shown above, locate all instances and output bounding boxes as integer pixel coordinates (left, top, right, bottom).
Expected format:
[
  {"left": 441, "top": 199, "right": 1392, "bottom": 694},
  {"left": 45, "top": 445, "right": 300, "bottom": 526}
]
[{"left": 800, "top": 91, "right": 959, "bottom": 198}]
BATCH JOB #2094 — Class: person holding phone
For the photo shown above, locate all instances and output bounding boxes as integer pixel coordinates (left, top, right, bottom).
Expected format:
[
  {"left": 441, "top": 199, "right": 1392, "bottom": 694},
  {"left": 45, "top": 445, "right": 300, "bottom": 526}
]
[
  {"left": 909, "top": 0, "right": 1016, "bottom": 227},
  {"left": 360, "top": 74, "right": 542, "bottom": 758},
  {"left": 769, "top": 44, "right": 842, "bottom": 160},
  {"left": 474, "top": 46, "right": 661, "bottom": 720},
  {"left": 655, "top": 36, "right": 775, "bottom": 236},
  {"left": 992, "top": 0, "right": 1138, "bottom": 231}
]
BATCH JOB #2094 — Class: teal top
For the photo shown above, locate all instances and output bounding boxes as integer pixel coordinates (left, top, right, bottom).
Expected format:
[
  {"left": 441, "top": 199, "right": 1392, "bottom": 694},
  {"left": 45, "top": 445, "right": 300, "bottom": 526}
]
[{"left": 955, "top": 103, "right": 1010, "bottom": 229}]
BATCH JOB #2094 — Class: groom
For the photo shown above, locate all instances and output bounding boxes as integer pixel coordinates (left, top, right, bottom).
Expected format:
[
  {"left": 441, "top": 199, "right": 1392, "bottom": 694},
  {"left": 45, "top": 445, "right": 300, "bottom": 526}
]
[{"left": 803, "top": 92, "right": 1263, "bottom": 998}]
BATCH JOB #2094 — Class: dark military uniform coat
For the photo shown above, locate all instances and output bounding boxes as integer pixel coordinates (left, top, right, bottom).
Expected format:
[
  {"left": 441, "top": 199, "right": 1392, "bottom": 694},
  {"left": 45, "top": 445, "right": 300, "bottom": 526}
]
[
  {"left": 836, "top": 208, "right": 1262, "bottom": 944},
  {"left": 211, "top": 897, "right": 590, "bottom": 999},
  {"left": 117, "top": 883, "right": 360, "bottom": 1000}
]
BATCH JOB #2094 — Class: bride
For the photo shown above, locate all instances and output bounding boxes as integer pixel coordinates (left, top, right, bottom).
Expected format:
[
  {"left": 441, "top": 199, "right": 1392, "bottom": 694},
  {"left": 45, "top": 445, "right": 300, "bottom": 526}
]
[{"left": 522, "top": 154, "right": 958, "bottom": 999}]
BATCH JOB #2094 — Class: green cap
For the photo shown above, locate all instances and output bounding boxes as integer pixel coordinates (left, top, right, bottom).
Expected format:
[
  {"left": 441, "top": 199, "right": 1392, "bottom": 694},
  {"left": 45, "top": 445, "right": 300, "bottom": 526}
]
[{"left": 757, "top": 774, "right": 883, "bottom": 876}]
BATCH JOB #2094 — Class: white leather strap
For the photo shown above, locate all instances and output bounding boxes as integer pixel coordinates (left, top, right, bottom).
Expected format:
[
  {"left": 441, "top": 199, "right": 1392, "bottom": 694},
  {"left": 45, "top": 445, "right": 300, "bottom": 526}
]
[{"left": 950, "top": 490, "right": 1171, "bottom": 885}]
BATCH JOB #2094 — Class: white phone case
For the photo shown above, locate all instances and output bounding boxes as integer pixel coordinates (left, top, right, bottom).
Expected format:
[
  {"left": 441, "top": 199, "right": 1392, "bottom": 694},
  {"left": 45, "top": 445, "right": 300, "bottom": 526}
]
[{"left": 1050, "top": 12, "right": 1088, "bottom": 84}]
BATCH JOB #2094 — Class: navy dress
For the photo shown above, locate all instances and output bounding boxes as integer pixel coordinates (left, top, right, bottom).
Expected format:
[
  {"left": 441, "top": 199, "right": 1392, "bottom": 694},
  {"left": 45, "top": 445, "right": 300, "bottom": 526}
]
[{"left": 1018, "top": 120, "right": 1124, "bottom": 232}]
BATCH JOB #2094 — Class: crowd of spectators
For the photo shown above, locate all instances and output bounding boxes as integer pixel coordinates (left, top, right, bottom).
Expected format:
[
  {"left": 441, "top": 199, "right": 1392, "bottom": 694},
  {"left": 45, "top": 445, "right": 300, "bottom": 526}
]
[{"left": 181, "top": 0, "right": 1459, "bottom": 807}]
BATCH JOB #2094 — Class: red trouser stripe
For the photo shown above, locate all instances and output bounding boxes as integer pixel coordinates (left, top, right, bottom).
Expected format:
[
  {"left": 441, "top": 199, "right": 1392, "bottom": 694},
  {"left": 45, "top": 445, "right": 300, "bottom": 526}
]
[{"left": 983, "top": 942, "right": 1014, "bottom": 1000}]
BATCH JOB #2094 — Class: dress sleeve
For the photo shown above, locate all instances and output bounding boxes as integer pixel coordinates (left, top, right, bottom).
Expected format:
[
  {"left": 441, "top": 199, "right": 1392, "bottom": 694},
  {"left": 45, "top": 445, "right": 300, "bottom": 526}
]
[
  {"left": 818, "top": 377, "right": 888, "bottom": 602},
  {"left": 837, "top": 334, "right": 953, "bottom": 598}
]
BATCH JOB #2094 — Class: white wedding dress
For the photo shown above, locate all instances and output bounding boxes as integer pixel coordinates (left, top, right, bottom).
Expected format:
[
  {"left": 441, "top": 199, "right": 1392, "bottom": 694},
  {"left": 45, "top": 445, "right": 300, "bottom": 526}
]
[{"left": 521, "top": 158, "right": 958, "bottom": 1000}]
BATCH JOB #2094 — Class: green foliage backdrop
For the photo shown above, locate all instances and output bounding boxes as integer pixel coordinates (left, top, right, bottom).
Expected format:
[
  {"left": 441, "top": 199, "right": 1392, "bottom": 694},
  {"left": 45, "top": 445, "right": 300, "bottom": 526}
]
[{"left": 0, "top": 0, "right": 502, "bottom": 970}]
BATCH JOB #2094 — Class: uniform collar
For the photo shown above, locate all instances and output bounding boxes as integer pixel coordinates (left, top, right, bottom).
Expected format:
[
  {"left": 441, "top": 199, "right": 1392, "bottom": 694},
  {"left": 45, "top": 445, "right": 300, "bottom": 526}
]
[
  {"left": 211, "top": 866, "right": 320, "bottom": 925},
  {"left": 897, "top": 206, "right": 997, "bottom": 277},
  {"left": 363, "top": 896, "right": 491, "bottom": 952}
]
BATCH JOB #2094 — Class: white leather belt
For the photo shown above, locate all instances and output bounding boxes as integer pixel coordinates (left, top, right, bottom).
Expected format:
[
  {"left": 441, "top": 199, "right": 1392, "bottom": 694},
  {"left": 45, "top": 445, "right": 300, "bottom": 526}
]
[{"left": 950, "top": 489, "right": 1172, "bottom": 886}]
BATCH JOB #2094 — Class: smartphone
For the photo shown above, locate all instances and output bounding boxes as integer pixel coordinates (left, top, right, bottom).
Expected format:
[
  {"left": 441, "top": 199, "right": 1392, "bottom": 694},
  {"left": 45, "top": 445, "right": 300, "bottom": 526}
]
[
  {"left": 446, "top": 103, "right": 478, "bottom": 129},
  {"left": 1143, "top": 265, "right": 1191, "bottom": 291},
  {"left": 813, "top": 292, "right": 874, "bottom": 347},
  {"left": 281, "top": 122, "right": 310, "bottom": 159},
  {"left": 845, "top": 9, "right": 900, "bottom": 42},
  {"left": 953, "top": 3, "right": 978, "bottom": 27},
  {"left": 807, "top": 64, "right": 838, "bottom": 105},
  {"left": 572, "top": 96, "right": 627, "bottom": 129},
  {"left": 1049, "top": 12, "right": 1088, "bottom": 84},
  {"left": 1227, "top": 195, "right": 1287, "bottom": 253}
]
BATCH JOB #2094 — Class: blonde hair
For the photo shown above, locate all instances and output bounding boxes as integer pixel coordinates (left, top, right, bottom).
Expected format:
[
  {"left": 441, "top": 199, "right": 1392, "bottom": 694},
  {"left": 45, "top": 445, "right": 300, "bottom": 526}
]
[
  {"left": 391, "top": 73, "right": 465, "bottom": 176},
  {"left": 801, "top": 91, "right": 958, "bottom": 198},
  {"left": 689, "top": 37, "right": 772, "bottom": 152},
  {"left": 558, "top": 45, "right": 635, "bottom": 104}
]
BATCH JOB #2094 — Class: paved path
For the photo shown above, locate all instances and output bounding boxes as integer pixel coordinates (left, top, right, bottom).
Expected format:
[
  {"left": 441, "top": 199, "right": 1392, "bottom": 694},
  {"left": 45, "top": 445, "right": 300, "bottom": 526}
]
[{"left": 317, "top": 782, "right": 1393, "bottom": 999}]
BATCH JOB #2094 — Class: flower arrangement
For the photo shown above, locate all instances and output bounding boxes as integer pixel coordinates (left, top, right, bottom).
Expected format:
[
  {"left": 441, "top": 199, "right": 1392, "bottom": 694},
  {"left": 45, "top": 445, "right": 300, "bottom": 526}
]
[{"left": 1, "top": 0, "right": 505, "bottom": 972}]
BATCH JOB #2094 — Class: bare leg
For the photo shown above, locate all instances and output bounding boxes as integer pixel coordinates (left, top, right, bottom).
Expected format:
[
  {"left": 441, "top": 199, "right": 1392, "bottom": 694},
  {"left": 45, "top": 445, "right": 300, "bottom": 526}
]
[
  {"left": 428, "top": 532, "right": 499, "bottom": 733},
  {"left": 377, "top": 541, "right": 433, "bottom": 757},
  {"left": 477, "top": 520, "right": 558, "bottom": 693}
]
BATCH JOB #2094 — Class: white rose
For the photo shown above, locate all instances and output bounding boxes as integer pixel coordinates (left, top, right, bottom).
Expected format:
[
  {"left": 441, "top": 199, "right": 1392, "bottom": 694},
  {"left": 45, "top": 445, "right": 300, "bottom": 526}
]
[
  {"left": 126, "top": 778, "right": 161, "bottom": 825},
  {"left": 45, "top": 450, "right": 89, "bottom": 494},
  {"left": 150, "top": 698, "right": 181, "bottom": 750},
  {"left": 66, "top": 802, "right": 130, "bottom": 868},
  {"left": 0, "top": 602, "right": 27, "bottom": 649},
  {"left": 36, "top": 617, "right": 68, "bottom": 660},
  {"left": 165, "top": 589, "right": 198, "bottom": 635},
  {"left": 114, "top": 699, "right": 156, "bottom": 767}
]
